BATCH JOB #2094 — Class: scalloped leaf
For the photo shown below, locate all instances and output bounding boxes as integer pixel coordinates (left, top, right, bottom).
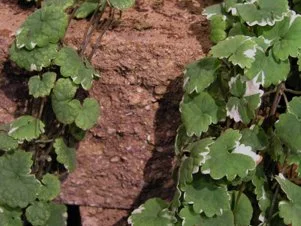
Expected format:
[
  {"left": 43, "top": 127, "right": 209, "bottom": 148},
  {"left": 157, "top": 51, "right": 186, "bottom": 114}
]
[
  {"left": 179, "top": 206, "right": 234, "bottom": 226},
  {"left": 210, "top": 35, "right": 257, "bottom": 68},
  {"left": 276, "top": 97, "right": 301, "bottom": 152},
  {"left": 55, "top": 47, "right": 98, "bottom": 90},
  {"left": 16, "top": 6, "right": 68, "bottom": 50},
  {"left": 128, "top": 198, "right": 176, "bottom": 226},
  {"left": 45, "top": 203, "right": 67, "bottom": 226},
  {"left": 75, "top": 98, "right": 100, "bottom": 130},
  {"left": 245, "top": 49, "right": 290, "bottom": 87},
  {"left": 240, "top": 125, "right": 268, "bottom": 151},
  {"left": 109, "top": 0, "right": 135, "bottom": 10},
  {"left": 0, "top": 152, "right": 40, "bottom": 208},
  {"left": 51, "top": 79, "right": 80, "bottom": 124},
  {"left": 0, "top": 131, "right": 18, "bottom": 152},
  {"left": 38, "top": 174, "right": 61, "bottom": 201},
  {"left": 75, "top": 1, "right": 98, "bottom": 19},
  {"left": 184, "top": 57, "right": 220, "bottom": 94},
  {"left": 0, "top": 205, "right": 22, "bottom": 226},
  {"left": 8, "top": 116, "right": 45, "bottom": 142},
  {"left": 263, "top": 12, "right": 301, "bottom": 60},
  {"left": 236, "top": 0, "right": 289, "bottom": 26},
  {"left": 180, "top": 92, "right": 219, "bottom": 136},
  {"left": 42, "top": 0, "right": 74, "bottom": 9},
  {"left": 54, "top": 138, "right": 76, "bottom": 172},
  {"left": 9, "top": 43, "right": 58, "bottom": 71},
  {"left": 201, "top": 129, "right": 259, "bottom": 181},
  {"left": 28, "top": 72, "right": 57, "bottom": 98},
  {"left": 276, "top": 174, "right": 301, "bottom": 226},
  {"left": 25, "top": 201, "right": 50, "bottom": 226},
  {"left": 182, "top": 176, "right": 230, "bottom": 217}
]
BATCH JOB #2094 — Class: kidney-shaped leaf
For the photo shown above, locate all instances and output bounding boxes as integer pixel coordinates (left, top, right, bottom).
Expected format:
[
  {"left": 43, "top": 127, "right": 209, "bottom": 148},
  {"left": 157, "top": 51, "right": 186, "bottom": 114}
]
[
  {"left": 201, "top": 129, "right": 259, "bottom": 181},
  {"left": 0, "top": 152, "right": 40, "bottom": 208},
  {"left": 0, "top": 131, "right": 18, "bottom": 152},
  {"left": 28, "top": 72, "right": 57, "bottom": 98},
  {"left": 38, "top": 174, "right": 61, "bottom": 201},
  {"left": 8, "top": 116, "right": 45, "bottom": 142},
  {"left": 25, "top": 201, "right": 51, "bottom": 226},
  {"left": 0, "top": 205, "right": 22, "bottom": 226},
  {"left": 16, "top": 6, "right": 68, "bottom": 50},
  {"left": 128, "top": 198, "right": 176, "bottom": 226},
  {"left": 75, "top": 98, "right": 100, "bottom": 130},
  {"left": 54, "top": 138, "right": 76, "bottom": 172}
]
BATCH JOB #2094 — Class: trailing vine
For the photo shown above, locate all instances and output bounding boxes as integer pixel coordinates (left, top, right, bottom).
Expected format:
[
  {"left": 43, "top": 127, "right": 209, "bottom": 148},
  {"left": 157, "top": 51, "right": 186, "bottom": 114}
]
[
  {"left": 129, "top": 0, "right": 301, "bottom": 225},
  {"left": 0, "top": 0, "right": 134, "bottom": 225}
]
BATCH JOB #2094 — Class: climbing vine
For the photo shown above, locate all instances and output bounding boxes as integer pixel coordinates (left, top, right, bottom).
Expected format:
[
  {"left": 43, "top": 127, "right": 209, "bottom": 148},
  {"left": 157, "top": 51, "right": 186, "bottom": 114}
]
[
  {"left": 130, "top": 0, "right": 301, "bottom": 225},
  {"left": 0, "top": 0, "right": 134, "bottom": 225}
]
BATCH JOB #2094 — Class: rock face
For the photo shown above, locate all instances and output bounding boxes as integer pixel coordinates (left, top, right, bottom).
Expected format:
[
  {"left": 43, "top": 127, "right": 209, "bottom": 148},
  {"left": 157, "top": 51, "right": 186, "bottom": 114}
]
[{"left": 0, "top": 0, "right": 215, "bottom": 225}]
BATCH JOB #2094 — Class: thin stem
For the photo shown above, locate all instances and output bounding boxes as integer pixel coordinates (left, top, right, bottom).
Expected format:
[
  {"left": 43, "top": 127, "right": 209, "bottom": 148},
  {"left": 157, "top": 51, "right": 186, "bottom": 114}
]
[
  {"left": 285, "top": 88, "right": 301, "bottom": 95},
  {"left": 282, "top": 92, "right": 289, "bottom": 107},
  {"left": 267, "top": 185, "right": 280, "bottom": 225},
  {"left": 263, "top": 87, "right": 277, "bottom": 97},
  {"left": 233, "top": 183, "right": 245, "bottom": 224},
  {"left": 38, "top": 97, "right": 46, "bottom": 119},
  {"left": 269, "top": 83, "right": 285, "bottom": 116}
]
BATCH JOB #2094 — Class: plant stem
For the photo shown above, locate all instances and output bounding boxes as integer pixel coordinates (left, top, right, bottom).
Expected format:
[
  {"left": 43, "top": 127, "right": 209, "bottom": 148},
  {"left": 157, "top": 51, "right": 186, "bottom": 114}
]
[
  {"left": 233, "top": 183, "right": 245, "bottom": 225},
  {"left": 269, "top": 83, "right": 285, "bottom": 116},
  {"left": 263, "top": 87, "right": 277, "bottom": 97},
  {"left": 267, "top": 185, "right": 280, "bottom": 225},
  {"left": 284, "top": 88, "right": 301, "bottom": 95}
]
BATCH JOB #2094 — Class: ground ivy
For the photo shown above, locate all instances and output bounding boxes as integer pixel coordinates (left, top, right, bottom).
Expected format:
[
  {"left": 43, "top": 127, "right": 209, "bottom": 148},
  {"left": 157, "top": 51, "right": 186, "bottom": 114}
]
[{"left": 130, "top": 0, "right": 301, "bottom": 225}]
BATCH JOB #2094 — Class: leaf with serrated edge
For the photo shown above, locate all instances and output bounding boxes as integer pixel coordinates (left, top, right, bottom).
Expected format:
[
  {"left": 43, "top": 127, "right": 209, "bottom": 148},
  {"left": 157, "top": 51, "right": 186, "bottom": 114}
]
[
  {"left": 54, "top": 138, "right": 76, "bottom": 172},
  {"left": 28, "top": 72, "right": 56, "bottom": 98},
  {"left": 180, "top": 92, "right": 218, "bottom": 136},
  {"left": 0, "top": 152, "right": 40, "bottom": 208},
  {"left": 16, "top": 6, "right": 68, "bottom": 50},
  {"left": 38, "top": 174, "right": 61, "bottom": 201},
  {"left": 45, "top": 203, "right": 67, "bottom": 226},
  {"left": 55, "top": 47, "right": 98, "bottom": 90},
  {"left": 75, "top": 98, "right": 100, "bottom": 130},
  {"left": 182, "top": 176, "right": 230, "bottom": 217},
  {"left": 8, "top": 116, "right": 45, "bottom": 142},
  {"left": 210, "top": 35, "right": 257, "bottom": 68},
  {"left": 9, "top": 43, "right": 58, "bottom": 71},
  {"left": 245, "top": 49, "right": 290, "bottom": 87},
  {"left": 184, "top": 57, "right": 220, "bottom": 94},
  {"left": 0, "top": 205, "right": 22, "bottom": 226},
  {"left": 236, "top": 0, "right": 289, "bottom": 26},
  {"left": 276, "top": 174, "right": 301, "bottom": 226},
  {"left": 201, "top": 129, "right": 260, "bottom": 181},
  {"left": 25, "top": 201, "right": 50, "bottom": 226},
  {"left": 263, "top": 11, "right": 301, "bottom": 60},
  {"left": 128, "top": 198, "right": 176, "bottom": 226}
]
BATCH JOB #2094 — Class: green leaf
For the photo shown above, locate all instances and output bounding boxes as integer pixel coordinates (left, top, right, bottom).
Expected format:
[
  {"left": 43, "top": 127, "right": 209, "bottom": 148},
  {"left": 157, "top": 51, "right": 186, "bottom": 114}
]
[
  {"left": 184, "top": 57, "right": 220, "bottom": 94},
  {"left": 201, "top": 129, "right": 259, "bottom": 181},
  {"left": 276, "top": 174, "right": 301, "bottom": 226},
  {"left": 8, "top": 116, "right": 45, "bottom": 142},
  {"left": 109, "top": 0, "right": 135, "bottom": 10},
  {"left": 174, "top": 125, "right": 191, "bottom": 156},
  {"left": 0, "top": 131, "right": 18, "bottom": 152},
  {"left": 240, "top": 125, "right": 268, "bottom": 151},
  {"left": 231, "top": 192, "right": 253, "bottom": 226},
  {"left": 203, "top": 3, "right": 224, "bottom": 20},
  {"left": 275, "top": 98, "right": 301, "bottom": 152},
  {"left": 0, "top": 152, "right": 40, "bottom": 208},
  {"left": 44, "top": 203, "right": 67, "bottom": 226},
  {"left": 28, "top": 72, "right": 57, "bottom": 98},
  {"left": 263, "top": 12, "right": 301, "bottom": 60},
  {"left": 16, "top": 6, "right": 68, "bottom": 50},
  {"left": 38, "top": 174, "right": 61, "bottom": 201},
  {"left": 25, "top": 201, "right": 50, "bottom": 226},
  {"left": 178, "top": 157, "right": 194, "bottom": 189},
  {"left": 182, "top": 176, "right": 230, "bottom": 217},
  {"left": 210, "top": 35, "right": 257, "bottom": 68},
  {"left": 51, "top": 79, "right": 81, "bottom": 124},
  {"left": 69, "top": 124, "right": 86, "bottom": 141},
  {"left": 55, "top": 47, "right": 99, "bottom": 90},
  {"left": 229, "top": 23, "right": 254, "bottom": 37},
  {"left": 53, "top": 138, "right": 76, "bottom": 172},
  {"left": 210, "top": 15, "right": 227, "bottom": 43},
  {"left": 188, "top": 138, "right": 214, "bottom": 169},
  {"left": 245, "top": 49, "right": 290, "bottom": 87},
  {"left": 42, "top": 0, "right": 74, "bottom": 9},
  {"left": 236, "top": 0, "right": 289, "bottom": 26},
  {"left": 252, "top": 166, "right": 271, "bottom": 223},
  {"left": 128, "top": 198, "right": 176, "bottom": 226},
  {"left": 229, "top": 75, "right": 246, "bottom": 98},
  {"left": 75, "top": 98, "right": 100, "bottom": 130},
  {"left": 75, "top": 1, "right": 98, "bottom": 19},
  {"left": 9, "top": 43, "right": 58, "bottom": 71},
  {"left": 180, "top": 92, "right": 219, "bottom": 136},
  {"left": 0, "top": 205, "right": 22, "bottom": 226}
]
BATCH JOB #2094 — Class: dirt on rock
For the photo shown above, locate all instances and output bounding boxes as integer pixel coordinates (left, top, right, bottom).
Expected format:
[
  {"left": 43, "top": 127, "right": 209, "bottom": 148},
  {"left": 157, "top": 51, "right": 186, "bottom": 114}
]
[{"left": 0, "top": 0, "right": 216, "bottom": 225}]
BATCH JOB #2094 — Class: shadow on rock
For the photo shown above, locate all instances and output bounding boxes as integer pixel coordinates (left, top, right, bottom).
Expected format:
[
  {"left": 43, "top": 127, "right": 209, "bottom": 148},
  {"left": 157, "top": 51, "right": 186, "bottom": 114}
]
[{"left": 113, "top": 76, "right": 184, "bottom": 225}]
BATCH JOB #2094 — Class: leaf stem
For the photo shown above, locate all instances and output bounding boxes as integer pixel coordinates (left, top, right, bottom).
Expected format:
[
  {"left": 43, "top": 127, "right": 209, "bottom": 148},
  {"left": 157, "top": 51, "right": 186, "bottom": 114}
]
[
  {"left": 233, "top": 183, "right": 245, "bottom": 224},
  {"left": 269, "top": 83, "right": 285, "bottom": 116},
  {"left": 284, "top": 88, "right": 301, "bottom": 95},
  {"left": 267, "top": 185, "right": 280, "bottom": 225}
]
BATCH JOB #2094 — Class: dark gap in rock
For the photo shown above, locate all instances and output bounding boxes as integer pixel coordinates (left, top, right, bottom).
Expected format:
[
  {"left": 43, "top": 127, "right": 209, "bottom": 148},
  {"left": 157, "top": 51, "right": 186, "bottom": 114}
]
[{"left": 67, "top": 205, "right": 82, "bottom": 226}]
